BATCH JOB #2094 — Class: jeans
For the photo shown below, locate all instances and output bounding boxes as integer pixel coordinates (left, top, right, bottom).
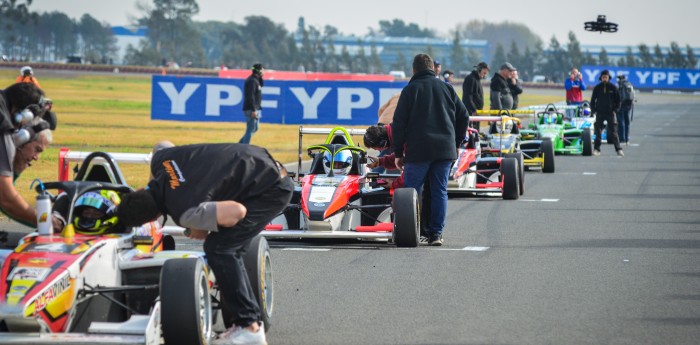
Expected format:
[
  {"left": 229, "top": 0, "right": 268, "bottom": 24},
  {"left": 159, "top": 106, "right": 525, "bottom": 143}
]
[
  {"left": 239, "top": 110, "right": 260, "bottom": 144},
  {"left": 402, "top": 159, "right": 452, "bottom": 237},
  {"left": 617, "top": 104, "right": 632, "bottom": 143}
]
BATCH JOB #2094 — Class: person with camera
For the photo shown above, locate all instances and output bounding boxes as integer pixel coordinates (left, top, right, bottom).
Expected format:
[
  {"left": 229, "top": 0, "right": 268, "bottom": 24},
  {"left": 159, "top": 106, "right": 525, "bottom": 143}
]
[
  {"left": 0, "top": 82, "right": 59, "bottom": 229},
  {"left": 565, "top": 67, "right": 587, "bottom": 118}
]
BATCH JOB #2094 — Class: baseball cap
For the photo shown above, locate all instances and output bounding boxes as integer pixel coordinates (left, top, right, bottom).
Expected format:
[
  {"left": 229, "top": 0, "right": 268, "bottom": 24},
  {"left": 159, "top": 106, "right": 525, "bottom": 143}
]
[
  {"left": 500, "top": 62, "right": 516, "bottom": 71},
  {"left": 433, "top": 60, "right": 441, "bottom": 66}
]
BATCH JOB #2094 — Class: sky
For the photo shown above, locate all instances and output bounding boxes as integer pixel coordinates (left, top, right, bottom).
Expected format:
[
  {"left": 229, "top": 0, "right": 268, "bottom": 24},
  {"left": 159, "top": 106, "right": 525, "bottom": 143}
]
[{"left": 30, "top": 0, "right": 699, "bottom": 47}]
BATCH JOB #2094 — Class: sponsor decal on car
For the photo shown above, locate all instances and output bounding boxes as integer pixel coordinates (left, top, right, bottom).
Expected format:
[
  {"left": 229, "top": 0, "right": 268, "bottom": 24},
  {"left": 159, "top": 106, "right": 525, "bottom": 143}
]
[
  {"left": 34, "top": 275, "right": 71, "bottom": 312},
  {"left": 9, "top": 267, "right": 50, "bottom": 281}
]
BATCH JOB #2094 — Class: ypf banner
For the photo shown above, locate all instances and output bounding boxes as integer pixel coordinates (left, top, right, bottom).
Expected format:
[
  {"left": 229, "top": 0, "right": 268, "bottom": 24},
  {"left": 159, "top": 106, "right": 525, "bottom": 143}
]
[
  {"left": 151, "top": 75, "right": 407, "bottom": 124},
  {"left": 581, "top": 65, "right": 700, "bottom": 90}
]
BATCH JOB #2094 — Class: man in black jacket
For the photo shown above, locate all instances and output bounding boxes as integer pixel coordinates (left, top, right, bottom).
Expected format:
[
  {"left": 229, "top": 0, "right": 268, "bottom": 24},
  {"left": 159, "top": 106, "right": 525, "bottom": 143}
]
[
  {"left": 240, "top": 63, "right": 264, "bottom": 144},
  {"left": 117, "top": 142, "right": 293, "bottom": 345},
  {"left": 393, "top": 53, "right": 468, "bottom": 246},
  {"left": 590, "top": 69, "right": 624, "bottom": 156},
  {"left": 490, "top": 62, "right": 516, "bottom": 111},
  {"left": 462, "top": 62, "right": 489, "bottom": 130}
]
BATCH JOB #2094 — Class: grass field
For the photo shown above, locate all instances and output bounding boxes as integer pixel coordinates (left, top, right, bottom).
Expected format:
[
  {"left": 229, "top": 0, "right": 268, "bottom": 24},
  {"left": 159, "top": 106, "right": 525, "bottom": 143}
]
[{"left": 0, "top": 69, "right": 562, "bottom": 205}]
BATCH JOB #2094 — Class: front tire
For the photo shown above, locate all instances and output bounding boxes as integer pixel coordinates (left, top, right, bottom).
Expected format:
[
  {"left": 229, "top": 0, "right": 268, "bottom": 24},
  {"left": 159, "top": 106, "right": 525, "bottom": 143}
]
[
  {"left": 161, "top": 258, "right": 213, "bottom": 345},
  {"left": 506, "top": 152, "right": 524, "bottom": 195},
  {"left": 542, "top": 139, "right": 555, "bottom": 173},
  {"left": 582, "top": 129, "right": 593, "bottom": 156},
  {"left": 392, "top": 188, "right": 419, "bottom": 247},
  {"left": 501, "top": 158, "right": 520, "bottom": 200},
  {"left": 243, "top": 235, "right": 274, "bottom": 332}
]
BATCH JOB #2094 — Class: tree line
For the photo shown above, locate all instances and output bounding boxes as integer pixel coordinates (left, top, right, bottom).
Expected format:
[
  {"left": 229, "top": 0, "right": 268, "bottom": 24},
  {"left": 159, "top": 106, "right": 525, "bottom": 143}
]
[{"left": 1, "top": 0, "right": 697, "bottom": 82}]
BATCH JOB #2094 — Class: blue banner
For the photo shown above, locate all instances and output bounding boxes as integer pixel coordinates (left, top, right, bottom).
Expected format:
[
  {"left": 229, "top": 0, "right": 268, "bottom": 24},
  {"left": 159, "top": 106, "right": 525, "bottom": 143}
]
[
  {"left": 151, "top": 76, "right": 407, "bottom": 124},
  {"left": 581, "top": 65, "right": 700, "bottom": 90}
]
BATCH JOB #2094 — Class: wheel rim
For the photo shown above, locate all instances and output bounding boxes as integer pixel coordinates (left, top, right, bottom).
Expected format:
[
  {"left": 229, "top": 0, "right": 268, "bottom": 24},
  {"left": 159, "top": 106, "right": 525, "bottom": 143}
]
[
  {"left": 262, "top": 252, "right": 274, "bottom": 317},
  {"left": 198, "top": 271, "right": 213, "bottom": 342}
]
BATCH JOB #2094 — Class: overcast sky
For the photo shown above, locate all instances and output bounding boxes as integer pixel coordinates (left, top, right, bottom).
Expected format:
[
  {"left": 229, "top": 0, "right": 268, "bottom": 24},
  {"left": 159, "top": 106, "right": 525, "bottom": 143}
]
[{"left": 31, "top": 0, "right": 699, "bottom": 47}]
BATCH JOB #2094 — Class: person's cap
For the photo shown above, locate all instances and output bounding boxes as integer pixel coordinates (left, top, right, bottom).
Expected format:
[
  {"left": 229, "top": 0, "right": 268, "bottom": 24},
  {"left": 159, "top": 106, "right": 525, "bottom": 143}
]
[
  {"left": 500, "top": 62, "right": 516, "bottom": 71},
  {"left": 252, "top": 63, "right": 264, "bottom": 70},
  {"left": 476, "top": 62, "right": 489, "bottom": 70},
  {"left": 433, "top": 60, "right": 441, "bottom": 66},
  {"left": 600, "top": 69, "right": 610, "bottom": 77}
]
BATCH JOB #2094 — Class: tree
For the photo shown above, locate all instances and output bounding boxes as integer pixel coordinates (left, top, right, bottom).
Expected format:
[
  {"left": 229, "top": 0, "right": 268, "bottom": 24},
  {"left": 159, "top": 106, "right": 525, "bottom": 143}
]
[
  {"left": 390, "top": 51, "right": 408, "bottom": 74},
  {"left": 506, "top": 40, "right": 521, "bottom": 69},
  {"left": 0, "top": 0, "right": 36, "bottom": 29},
  {"left": 598, "top": 47, "right": 610, "bottom": 66},
  {"left": 543, "top": 36, "right": 567, "bottom": 82},
  {"left": 354, "top": 39, "right": 368, "bottom": 73},
  {"left": 138, "top": 0, "right": 203, "bottom": 66},
  {"left": 567, "top": 31, "right": 584, "bottom": 70},
  {"left": 623, "top": 47, "right": 637, "bottom": 67},
  {"left": 637, "top": 44, "right": 653, "bottom": 67},
  {"left": 449, "top": 31, "right": 467, "bottom": 74},
  {"left": 667, "top": 41, "right": 685, "bottom": 68},
  {"left": 78, "top": 14, "right": 116, "bottom": 64},
  {"left": 491, "top": 43, "right": 506, "bottom": 70},
  {"left": 456, "top": 20, "right": 542, "bottom": 59},
  {"left": 369, "top": 42, "right": 383, "bottom": 74},
  {"left": 686, "top": 44, "right": 698, "bottom": 69},
  {"left": 584, "top": 50, "right": 596, "bottom": 66},
  {"left": 376, "top": 19, "right": 434, "bottom": 38},
  {"left": 653, "top": 44, "right": 665, "bottom": 67}
]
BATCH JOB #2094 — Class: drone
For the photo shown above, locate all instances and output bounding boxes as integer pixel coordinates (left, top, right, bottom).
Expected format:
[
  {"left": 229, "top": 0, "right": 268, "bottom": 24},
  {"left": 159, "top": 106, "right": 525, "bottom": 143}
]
[{"left": 584, "top": 15, "right": 618, "bottom": 33}]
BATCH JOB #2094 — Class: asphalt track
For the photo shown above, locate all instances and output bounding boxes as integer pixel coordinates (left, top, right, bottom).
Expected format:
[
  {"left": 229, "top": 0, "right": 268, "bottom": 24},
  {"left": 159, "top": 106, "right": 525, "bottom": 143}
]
[{"left": 2, "top": 91, "right": 699, "bottom": 344}]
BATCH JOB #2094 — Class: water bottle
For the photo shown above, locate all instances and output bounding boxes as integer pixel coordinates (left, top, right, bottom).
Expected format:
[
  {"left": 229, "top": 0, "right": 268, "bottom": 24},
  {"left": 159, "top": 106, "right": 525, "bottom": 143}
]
[{"left": 36, "top": 192, "right": 53, "bottom": 235}]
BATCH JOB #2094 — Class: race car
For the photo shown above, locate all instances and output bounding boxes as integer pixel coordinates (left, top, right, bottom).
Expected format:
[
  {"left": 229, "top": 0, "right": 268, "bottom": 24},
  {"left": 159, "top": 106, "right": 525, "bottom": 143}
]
[
  {"left": 476, "top": 113, "right": 553, "bottom": 174},
  {"left": 520, "top": 104, "right": 593, "bottom": 156},
  {"left": 0, "top": 151, "right": 273, "bottom": 345},
  {"left": 448, "top": 127, "right": 522, "bottom": 199},
  {"left": 262, "top": 126, "right": 420, "bottom": 247}
]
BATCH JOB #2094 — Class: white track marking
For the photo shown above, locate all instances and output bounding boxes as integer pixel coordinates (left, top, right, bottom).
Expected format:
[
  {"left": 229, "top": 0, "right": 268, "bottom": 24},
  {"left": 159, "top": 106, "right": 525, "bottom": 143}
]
[
  {"left": 583, "top": 172, "right": 597, "bottom": 175},
  {"left": 281, "top": 248, "right": 331, "bottom": 252}
]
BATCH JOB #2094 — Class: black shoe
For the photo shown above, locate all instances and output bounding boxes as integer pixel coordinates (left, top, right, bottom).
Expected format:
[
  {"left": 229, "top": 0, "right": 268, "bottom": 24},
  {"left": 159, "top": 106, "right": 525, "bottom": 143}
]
[{"left": 428, "top": 234, "right": 443, "bottom": 246}]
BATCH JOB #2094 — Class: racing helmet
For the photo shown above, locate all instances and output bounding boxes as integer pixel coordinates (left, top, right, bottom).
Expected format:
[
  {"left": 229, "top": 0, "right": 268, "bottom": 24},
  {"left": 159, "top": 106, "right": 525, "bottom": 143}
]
[
  {"left": 323, "top": 150, "right": 353, "bottom": 175},
  {"left": 73, "top": 190, "right": 121, "bottom": 234},
  {"left": 582, "top": 106, "right": 591, "bottom": 116},
  {"left": 496, "top": 119, "right": 514, "bottom": 133},
  {"left": 20, "top": 66, "right": 33, "bottom": 76},
  {"left": 544, "top": 113, "right": 556, "bottom": 124}
]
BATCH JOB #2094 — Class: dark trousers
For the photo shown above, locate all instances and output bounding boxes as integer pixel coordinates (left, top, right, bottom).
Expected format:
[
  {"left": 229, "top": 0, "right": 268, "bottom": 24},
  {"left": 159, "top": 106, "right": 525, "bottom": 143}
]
[
  {"left": 204, "top": 177, "right": 293, "bottom": 327},
  {"left": 594, "top": 111, "right": 621, "bottom": 151},
  {"left": 617, "top": 104, "right": 632, "bottom": 143}
]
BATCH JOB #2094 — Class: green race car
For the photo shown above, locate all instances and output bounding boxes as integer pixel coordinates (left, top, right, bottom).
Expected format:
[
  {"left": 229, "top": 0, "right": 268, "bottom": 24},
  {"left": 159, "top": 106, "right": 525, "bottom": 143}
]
[{"left": 520, "top": 105, "right": 593, "bottom": 157}]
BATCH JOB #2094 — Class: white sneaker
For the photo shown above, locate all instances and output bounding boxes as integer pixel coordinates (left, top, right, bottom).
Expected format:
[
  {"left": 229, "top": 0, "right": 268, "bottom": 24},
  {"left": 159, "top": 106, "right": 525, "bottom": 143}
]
[
  {"left": 419, "top": 236, "right": 430, "bottom": 244},
  {"left": 617, "top": 150, "right": 624, "bottom": 157},
  {"left": 593, "top": 149, "right": 601, "bottom": 156},
  {"left": 213, "top": 323, "right": 267, "bottom": 345}
]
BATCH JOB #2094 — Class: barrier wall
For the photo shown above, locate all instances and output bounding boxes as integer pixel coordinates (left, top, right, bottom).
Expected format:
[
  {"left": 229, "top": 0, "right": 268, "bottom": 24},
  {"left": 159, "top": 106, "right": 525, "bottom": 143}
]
[
  {"left": 151, "top": 75, "right": 407, "bottom": 124},
  {"left": 581, "top": 65, "right": 700, "bottom": 90},
  {"left": 219, "top": 69, "right": 395, "bottom": 81}
]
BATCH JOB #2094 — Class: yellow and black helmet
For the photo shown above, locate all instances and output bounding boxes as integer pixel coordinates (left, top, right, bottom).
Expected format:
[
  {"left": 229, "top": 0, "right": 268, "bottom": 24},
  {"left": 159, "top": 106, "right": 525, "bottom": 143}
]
[{"left": 73, "top": 190, "right": 121, "bottom": 234}]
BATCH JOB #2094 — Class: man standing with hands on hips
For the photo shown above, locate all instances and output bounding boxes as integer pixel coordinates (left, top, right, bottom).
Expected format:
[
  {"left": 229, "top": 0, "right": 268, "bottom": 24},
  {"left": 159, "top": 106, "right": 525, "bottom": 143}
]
[
  {"left": 392, "top": 53, "right": 468, "bottom": 246},
  {"left": 240, "top": 63, "right": 264, "bottom": 144}
]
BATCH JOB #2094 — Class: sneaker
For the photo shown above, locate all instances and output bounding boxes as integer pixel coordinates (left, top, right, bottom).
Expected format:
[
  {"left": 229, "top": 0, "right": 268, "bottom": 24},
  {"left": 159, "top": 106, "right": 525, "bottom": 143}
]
[
  {"left": 593, "top": 149, "right": 601, "bottom": 156},
  {"left": 428, "top": 234, "right": 443, "bottom": 246},
  {"left": 624, "top": 141, "right": 629, "bottom": 146},
  {"left": 617, "top": 150, "right": 624, "bottom": 157},
  {"left": 213, "top": 323, "right": 267, "bottom": 345},
  {"left": 419, "top": 236, "right": 430, "bottom": 244}
]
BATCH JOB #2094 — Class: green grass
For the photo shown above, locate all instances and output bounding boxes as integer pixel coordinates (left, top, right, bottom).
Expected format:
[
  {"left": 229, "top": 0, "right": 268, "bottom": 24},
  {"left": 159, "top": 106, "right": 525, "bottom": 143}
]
[{"left": 1, "top": 69, "right": 561, "bottom": 205}]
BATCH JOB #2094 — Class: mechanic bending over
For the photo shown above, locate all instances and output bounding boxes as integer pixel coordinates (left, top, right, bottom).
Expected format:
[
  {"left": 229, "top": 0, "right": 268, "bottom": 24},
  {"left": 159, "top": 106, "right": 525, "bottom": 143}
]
[
  {"left": 0, "top": 82, "right": 61, "bottom": 229},
  {"left": 116, "top": 141, "right": 293, "bottom": 345}
]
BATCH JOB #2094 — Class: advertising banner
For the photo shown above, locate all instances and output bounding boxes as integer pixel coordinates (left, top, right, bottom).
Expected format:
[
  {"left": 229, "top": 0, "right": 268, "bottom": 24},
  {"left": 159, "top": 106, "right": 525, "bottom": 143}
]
[
  {"left": 151, "top": 75, "right": 407, "bottom": 124},
  {"left": 581, "top": 65, "right": 700, "bottom": 90}
]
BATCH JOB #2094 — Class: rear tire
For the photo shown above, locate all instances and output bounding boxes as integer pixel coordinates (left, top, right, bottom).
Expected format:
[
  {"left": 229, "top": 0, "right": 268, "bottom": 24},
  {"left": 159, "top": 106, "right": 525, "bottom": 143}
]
[
  {"left": 501, "top": 158, "right": 520, "bottom": 200},
  {"left": 582, "top": 129, "right": 593, "bottom": 156},
  {"left": 161, "top": 258, "right": 212, "bottom": 345},
  {"left": 506, "top": 152, "right": 524, "bottom": 195},
  {"left": 542, "top": 139, "right": 555, "bottom": 173},
  {"left": 392, "top": 188, "right": 419, "bottom": 247},
  {"left": 243, "top": 235, "right": 274, "bottom": 332}
]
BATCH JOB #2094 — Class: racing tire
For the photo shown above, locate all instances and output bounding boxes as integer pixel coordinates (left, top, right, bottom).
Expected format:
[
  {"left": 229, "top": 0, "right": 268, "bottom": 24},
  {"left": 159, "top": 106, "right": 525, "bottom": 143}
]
[
  {"left": 161, "top": 258, "right": 213, "bottom": 345},
  {"left": 542, "top": 139, "right": 555, "bottom": 173},
  {"left": 582, "top": 129, "right": 593, "bottom": 156},
  {"left": 506, "top": 152, "right": 525, "bottom": 195},
  {"left": 392, "top": 188, "right": 419, "bottom": 247},
  {"left": 501, "top": 158, "right": 520, "bottom": 200},
  {"left": 243, "top": 235, "right": 274, "bottom": 331}
]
